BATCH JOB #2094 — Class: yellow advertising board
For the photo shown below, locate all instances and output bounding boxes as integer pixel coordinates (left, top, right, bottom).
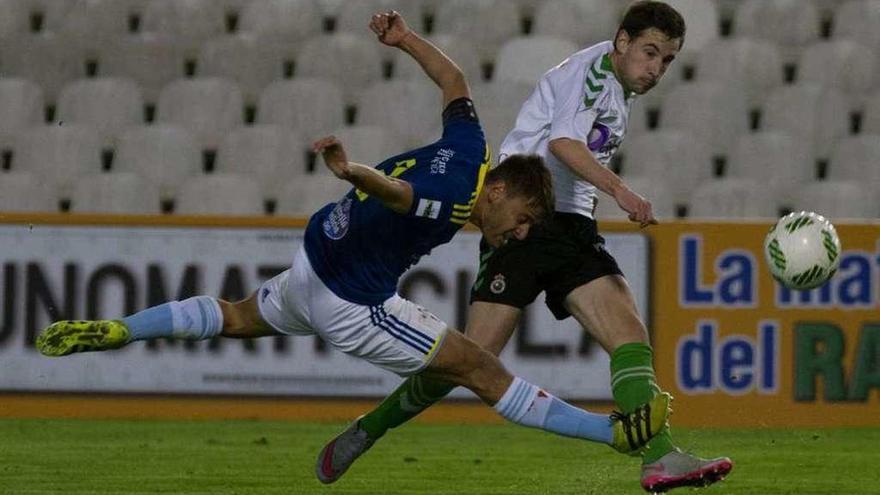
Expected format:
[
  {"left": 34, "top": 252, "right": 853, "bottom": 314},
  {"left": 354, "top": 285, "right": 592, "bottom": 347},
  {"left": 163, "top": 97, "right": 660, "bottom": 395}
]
[{"left": 648, "top": 221, "right": 880, "bottom": 427}]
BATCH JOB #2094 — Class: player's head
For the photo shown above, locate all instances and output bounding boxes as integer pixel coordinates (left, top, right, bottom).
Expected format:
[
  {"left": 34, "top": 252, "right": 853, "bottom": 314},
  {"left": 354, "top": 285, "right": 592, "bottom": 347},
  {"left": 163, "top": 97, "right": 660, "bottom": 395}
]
[
  {"left": 474, "top": 154, "right": 554, "bottom": 248},
  {"left": 612, "top": 1, "right": 685, "bottom": 94}
]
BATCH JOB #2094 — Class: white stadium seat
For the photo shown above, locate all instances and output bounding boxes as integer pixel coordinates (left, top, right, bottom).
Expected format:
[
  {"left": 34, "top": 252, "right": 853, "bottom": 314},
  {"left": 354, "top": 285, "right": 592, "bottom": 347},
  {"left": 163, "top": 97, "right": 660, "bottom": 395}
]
[
  {"left": 795, "top": 180, "right": 878, "bottom": 219},
  {"left": 688, "top": 178, "right": 779, "bottom": 219},
  {"left": 727, "top": 132, "right": 815, "bottom": 203},
  {"left": 532, "top": 0, "right": 617, "bottom": 48},
  {"left": 296, "top": 34, "right": 385, "bottom": 106},
  {"left": 0, "top": 172, "right": 56, "bottom": 212},
  {"left": 142, "top": 0, "right": 226, "bottom": 55},
  {"left": 0, "top": 79, "right": 44, "bottom": 147},
  {"left": 175, "top": 173, "right": 264, "bottom": 215},
  {"left": 70, "top": 172, "right": 160, "bottom": 214},
  {"left": 826, "top": 135, "right": 880, "bottom": 184},
  {"left": 862, "top": 91, "right": 880, "bottom": 135},
  {"left": 471, "top": 80, "right": 536, "bottom": 154},
  {"left": 97, "top": 34, "right": 187, "bottom": 105},
  {"left": 156, "top": 77, "right": 244, "bottom": 149},
  {"left": 56, "top": 78, "right": 144, "bottom": 147},
  {"left": 0, "top": 34, "right": 88, "bottom": 103},
  {"left": 13, "top": 125, "right": 103, "bottom": 194},
  {"left": 356, "top": 80, "right": 440, "bottom": 146},
  {"left": 732, "top": 0, "right": 821, "bottom": 60},
  {"left": 323, "top": 125, "right": 407, "bottom": 169},
  {"left": 215, "top": 125, "right": 307, "bottom": 198},
  {"left": 60, "top": 0, "right": 136, "bottom": 39},
  {"left": 256, "top": 79, "right": 345, "bottom": 143},
  {"left": 197, "top": 34, "right": 289, "bottom": 105},
  {"left": 433, "top": 0, "right": 521, "bottom": 64},
  {"left": 761, "top": 83, "right": 849, "bottom": 161},
  {"left": 114, "top": 125, "right": 202, "bottom": 199},
  {"left": 393, "top": 35, "right": 483, "bottom": 84},
  {"left": 659, "top": 82, "right": 750, "bottom": 159},
  {"left": 494, "top": 37, "right": 579, "bottom": 86},
  {"left": 238, "top": 0, "right": 323, "bottom": 42},
  {"left": 0, "top": 0, "right": 30, "bottom": 38},
  {"left": 695, "top": 39, "right": 784, "bottom": 107},
  {"left": 275, "top": 174, "right": 353, "bottom": 217},
  {"left": 595, "top": 175, "right": 676, "bottom": 221},
  {"left": 618, "top": 130, "right": 712, "bottom": 200},
  {"left": 664, "top": 0, "right": 720, "bottom": 60},
  {"left": 832, "top": 0, "right": 880, "bottom": 49},
  {"left": 797, "top": 40, "right": 876, "bottom": 109}
]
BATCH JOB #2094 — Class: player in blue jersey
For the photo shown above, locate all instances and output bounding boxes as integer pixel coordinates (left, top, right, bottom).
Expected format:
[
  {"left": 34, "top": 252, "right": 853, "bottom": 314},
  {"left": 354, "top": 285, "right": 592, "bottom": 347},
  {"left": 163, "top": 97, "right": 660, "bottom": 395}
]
[{"left": 36, "top": 11, "right": 670, "bottom": 483}]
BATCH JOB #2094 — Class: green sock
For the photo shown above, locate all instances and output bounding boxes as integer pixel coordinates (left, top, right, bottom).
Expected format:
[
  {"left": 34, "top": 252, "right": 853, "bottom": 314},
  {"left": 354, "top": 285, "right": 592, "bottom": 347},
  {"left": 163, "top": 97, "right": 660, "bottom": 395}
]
[
  {"left": 359, "top": 374, "right": 456, "bottom": 439},
  {"left": 610, "top": 342, "right": 677, "bottom": 464}
]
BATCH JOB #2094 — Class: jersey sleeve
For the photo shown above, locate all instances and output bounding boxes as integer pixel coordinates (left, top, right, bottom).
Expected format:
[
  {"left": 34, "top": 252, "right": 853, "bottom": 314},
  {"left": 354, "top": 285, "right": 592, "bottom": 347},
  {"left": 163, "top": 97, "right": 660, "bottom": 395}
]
[
  {"left": 406, "top": 171, "right": 471, "bottom": 223},
  {"left": 548, "top": 60, "right": 598, "bottom": 143}
]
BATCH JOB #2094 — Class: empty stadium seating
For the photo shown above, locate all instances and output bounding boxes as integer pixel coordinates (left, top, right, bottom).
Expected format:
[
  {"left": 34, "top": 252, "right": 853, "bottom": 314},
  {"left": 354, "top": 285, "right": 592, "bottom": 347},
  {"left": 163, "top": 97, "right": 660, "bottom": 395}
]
[
  {"left": 70, "top": 172, "right": 160, "bottom": 214},
  {"left": 175, "top": 173, "right": 264, "bottom": 215}
]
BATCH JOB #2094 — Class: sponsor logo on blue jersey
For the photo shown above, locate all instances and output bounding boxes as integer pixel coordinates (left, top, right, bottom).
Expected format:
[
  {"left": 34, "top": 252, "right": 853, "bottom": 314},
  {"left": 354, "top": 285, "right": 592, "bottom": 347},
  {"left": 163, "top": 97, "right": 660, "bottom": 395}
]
[{"left": 322, "top": 197, "right": 352, "bottom": 240}]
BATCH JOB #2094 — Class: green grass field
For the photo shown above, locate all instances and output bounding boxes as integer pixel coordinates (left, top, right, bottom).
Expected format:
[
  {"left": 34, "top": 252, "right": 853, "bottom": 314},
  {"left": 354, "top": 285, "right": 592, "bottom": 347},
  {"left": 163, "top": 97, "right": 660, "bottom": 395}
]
[{"left": 1, "top": 419, "right": 878, "bottom": 495}]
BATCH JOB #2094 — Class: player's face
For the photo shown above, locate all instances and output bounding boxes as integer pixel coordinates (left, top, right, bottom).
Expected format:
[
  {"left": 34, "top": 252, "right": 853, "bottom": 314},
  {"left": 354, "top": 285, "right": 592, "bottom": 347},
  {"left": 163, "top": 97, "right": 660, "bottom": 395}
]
[
  {"left": 613, "top": 28, "right": 681, "bottom": 94},
  {"left": 482, "top": 192, "right": 539, "bottom": 248}
]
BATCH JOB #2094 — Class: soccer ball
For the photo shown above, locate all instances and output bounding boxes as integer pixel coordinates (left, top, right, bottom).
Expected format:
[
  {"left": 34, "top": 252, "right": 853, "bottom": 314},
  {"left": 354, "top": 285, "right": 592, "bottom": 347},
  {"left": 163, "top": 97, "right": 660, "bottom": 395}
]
[{"left": 763, "top": 211, "right": 842, "bottom": 290}]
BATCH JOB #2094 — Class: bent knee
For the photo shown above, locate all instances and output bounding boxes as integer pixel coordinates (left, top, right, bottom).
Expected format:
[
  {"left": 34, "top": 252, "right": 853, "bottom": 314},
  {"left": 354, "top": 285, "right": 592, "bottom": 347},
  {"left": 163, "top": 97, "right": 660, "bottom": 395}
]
[{"left": 219, "top": 296, "right": 274, "bottom": 338}]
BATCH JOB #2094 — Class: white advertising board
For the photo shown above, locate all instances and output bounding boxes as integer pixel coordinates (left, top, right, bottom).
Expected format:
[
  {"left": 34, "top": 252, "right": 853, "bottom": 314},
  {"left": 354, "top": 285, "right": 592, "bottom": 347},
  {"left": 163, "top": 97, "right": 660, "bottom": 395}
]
[{"left": 0, "top": 223, "right": 647, "bottom": 399}]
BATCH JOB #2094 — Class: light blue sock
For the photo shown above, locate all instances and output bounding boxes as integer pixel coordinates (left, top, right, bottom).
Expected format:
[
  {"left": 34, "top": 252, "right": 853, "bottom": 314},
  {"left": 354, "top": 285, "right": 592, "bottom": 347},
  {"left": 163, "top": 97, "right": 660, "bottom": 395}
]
[
  {"left": 494, "top": 377, "right": 613, "bottom": 444},
  {"left": 122, "top": 296, "right": 223, "bottom": 341}
]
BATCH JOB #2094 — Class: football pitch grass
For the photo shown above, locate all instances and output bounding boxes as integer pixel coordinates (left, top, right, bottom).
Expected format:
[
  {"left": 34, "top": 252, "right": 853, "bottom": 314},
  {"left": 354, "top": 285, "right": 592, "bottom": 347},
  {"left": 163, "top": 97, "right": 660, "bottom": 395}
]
[{"left": 1, "top": 419, "right": 878, "bottom": 495}]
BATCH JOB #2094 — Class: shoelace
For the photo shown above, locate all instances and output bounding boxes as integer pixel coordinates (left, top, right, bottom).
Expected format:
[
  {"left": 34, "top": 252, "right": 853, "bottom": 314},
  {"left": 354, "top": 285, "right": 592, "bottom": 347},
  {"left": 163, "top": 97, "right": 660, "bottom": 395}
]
[{"left": 610, "top": 401, "right": 651, "bottom": 451}]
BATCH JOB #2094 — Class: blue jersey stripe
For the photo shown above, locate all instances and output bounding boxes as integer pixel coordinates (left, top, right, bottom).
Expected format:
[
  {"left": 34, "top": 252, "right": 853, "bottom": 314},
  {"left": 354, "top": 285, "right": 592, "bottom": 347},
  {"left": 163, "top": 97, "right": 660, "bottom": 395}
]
[
  {"left": 377, "top": 322, "right": 431, "bottom": 354},
  {"left": 386, "top": 314, "right": 435, "bottom": 347}
]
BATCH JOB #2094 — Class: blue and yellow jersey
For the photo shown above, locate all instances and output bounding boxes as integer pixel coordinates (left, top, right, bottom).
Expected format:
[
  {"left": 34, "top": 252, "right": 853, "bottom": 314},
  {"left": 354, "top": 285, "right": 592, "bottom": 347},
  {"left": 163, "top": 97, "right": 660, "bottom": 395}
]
[{"left": 304, "top": 98, "right": 491, "bottom": 305}]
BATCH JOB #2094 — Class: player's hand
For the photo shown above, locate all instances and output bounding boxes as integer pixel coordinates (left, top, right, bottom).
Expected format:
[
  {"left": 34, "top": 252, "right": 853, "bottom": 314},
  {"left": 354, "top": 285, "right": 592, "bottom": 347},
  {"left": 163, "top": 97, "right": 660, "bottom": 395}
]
[
  {"left": 613, "top": 185, "right": 658, "bottom": 228},
  {"left": 313, "top": 136, "right": 352, "bottom": 180},
  {"left": 369, "top": 10, "right": 411, "bottom": 47}
]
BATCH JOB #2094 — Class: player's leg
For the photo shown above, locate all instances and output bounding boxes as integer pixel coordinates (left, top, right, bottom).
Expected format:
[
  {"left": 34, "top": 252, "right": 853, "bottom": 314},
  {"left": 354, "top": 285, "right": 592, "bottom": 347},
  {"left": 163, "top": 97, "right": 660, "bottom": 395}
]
[
  {"left": 358, "top": 301, "right": 519, "bottom": 439},
  {"left": 564, "top": 276, "right": 733, "bottom": 491},
  {"left": 37, "top": 283, "right": 282, "bottom": 357}
]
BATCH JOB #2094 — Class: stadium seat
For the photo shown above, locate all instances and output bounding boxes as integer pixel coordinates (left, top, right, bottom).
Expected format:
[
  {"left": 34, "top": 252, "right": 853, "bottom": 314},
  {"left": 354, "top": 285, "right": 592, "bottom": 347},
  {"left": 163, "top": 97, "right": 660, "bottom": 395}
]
[
  {"left": 0, "top": 0, "right": 33, "bottom": 38},
  {"left": 60, "top": 0, "right": 136, "bottom": 39},
  {"left": 19, "top": 0, "right": 78, "bottom": 33},
  {"left": 275, "top": 174, "right": 353, "bottom": 217},
  {"left": 732, "top": 0, "right": 821, "bottom": 61},
  {"left": 323, "top": 125, "right": 407, "bottom": 169},
  {"left": 296, "top": 34, "right": 385, "bottom": 106},
  {"left": 56, "top": 78, "right": 144, "bottom": 147},
  {"left": 393, "top": 35, "right": 483, "bottom": 84},
  {"left": 532, "top": 0, "right": 617, "bottom": 48},
  {"left": 197, "top": 34, "right": 289, "bottom": 105},
  {"left": 238, "top": 0, "right": 323, "bottom": 42},
  {"left": 826, "top": 135, "right": 880, "bottom": 184},
  {"left": 141, "top": 0, "right": 226, "bottom": 56},
  {"left": 595, "top": 175, "right": 676, "bottom": 221},
  {"left": 471, "top": 80, "right": 536, "bottom": 153},
  {"left": 797, "top": 40, "right": 876, "bottom": 109},
  {"left": 659, "top": 82, "right": 750, "bottom": 160},
  {"left": 215, "top": 125, "right": 307, "bottom": 199},
  {"left": 694, "top": 39, "right": 785, "bottom": 107},
  {"left": 333, "top": 0, "right": 425, "bottom": 34},
  {"left": 433, "top": 0, "right": 521, "bottom": 64},
  {"left": 13, "top": 125, "right": 103, "bottom": 195},
  {"left": 97, "top": 34, "right": 187, "bottom": 105},
  {"left": 688, "top": 178, "right": 779, "bottom": 219},
  {"left": 0, "top": 172, "right": 56, "bottom": 212},
  {"left": 727, "top": 131, "right": 815, "bottom": 205},
  {"left": 618, "top": 129, "right": 712, "bottom": 200},
  {"left": 0, "top": 78, "right": 44, "bottom": 148},
  {"left": 356, "top": 80, "right": 440, "bottom": 146},
  {"left": 70, "top": 172, "right": 160, "bottom": 214},
  {"left": 175, "top": 173, "right": 264, "bottom": 216},
  {"left": 663, "top": 0, "right": 720, "bottom": 61},
  {"left": 113, "top": 125, "right": 201, "bottom": 200},
  {"left": 795, "top": 180, "right": 878, "bottom": 219},
  {"left": 862, "top": 91, "right": 880, "bottom": 134},
  {"left": 832, "top": 0, "right": 880, "bottom": 50},
  {"left": 156, "top": 77, "right": 244, "bottom": 150},
  {"left": 761, "top": 83, "right": 849, "bottom": 161},
  {"left": 256, "top": 79, "right": 345, "bottom": 143},
  {"left": 494, "top": 37, "right": 579, "bottom": 86},
  {"left": 0, "top": 33, "right": 88, "bottom": 103}
]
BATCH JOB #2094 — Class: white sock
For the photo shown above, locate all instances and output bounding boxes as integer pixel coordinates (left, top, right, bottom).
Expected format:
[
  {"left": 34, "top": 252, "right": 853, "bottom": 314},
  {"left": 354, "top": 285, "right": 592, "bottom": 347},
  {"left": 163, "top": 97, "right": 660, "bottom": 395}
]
[{"left": 170, "top": 296, "right": 224, "bottom": 340}]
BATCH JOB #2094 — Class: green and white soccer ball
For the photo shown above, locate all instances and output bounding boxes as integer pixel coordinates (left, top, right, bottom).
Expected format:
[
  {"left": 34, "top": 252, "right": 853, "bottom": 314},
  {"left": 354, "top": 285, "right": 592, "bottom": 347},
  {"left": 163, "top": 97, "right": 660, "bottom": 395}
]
[{"left": 763, "top": 211, "right": 841, "bottom": 290}]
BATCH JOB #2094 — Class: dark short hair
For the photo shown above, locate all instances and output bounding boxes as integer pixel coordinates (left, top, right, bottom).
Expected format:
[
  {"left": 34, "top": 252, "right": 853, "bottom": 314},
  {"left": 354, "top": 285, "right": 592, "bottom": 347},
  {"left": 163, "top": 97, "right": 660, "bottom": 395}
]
[
  {"left": 617, "top": 1, "right": 686, "bottom": 49},
  {"left": 487, "top": 154, "right": 555, "bottom": 221}
]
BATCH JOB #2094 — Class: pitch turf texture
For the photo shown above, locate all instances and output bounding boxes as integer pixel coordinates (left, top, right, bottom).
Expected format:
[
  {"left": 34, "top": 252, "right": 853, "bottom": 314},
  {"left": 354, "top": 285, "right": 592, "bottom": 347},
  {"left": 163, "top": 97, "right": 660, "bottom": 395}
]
[{"left": 1, "top": 419, "right": 877, "bottom": 494}]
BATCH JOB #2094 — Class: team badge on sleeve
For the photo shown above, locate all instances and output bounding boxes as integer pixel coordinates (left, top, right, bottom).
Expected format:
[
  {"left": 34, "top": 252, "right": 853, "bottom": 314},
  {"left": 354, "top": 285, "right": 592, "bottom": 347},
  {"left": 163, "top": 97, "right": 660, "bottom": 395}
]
[{"left": 415, "top": 198, "right": 442, "bottom": 219}]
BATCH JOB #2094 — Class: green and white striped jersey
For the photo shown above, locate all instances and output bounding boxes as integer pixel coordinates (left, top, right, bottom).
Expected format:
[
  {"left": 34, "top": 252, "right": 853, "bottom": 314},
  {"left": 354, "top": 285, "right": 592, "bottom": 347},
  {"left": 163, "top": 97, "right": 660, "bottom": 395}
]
[{"left": 499, "top": 41, "right": 633, "bottom": 218}]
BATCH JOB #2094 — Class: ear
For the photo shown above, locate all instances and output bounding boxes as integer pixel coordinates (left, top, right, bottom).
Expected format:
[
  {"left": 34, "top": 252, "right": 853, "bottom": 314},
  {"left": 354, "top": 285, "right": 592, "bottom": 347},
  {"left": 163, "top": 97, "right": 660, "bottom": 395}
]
[
  {"left": 614, "top": 29, "right": 630, "bottom": 53},
  {"left": 487, "top": 180, "right": 507, "bottom": 202}
]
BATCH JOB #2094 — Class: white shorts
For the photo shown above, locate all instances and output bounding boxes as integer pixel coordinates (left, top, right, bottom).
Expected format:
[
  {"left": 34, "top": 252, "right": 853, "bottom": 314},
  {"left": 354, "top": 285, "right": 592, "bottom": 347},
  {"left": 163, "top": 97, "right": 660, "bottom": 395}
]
[{"left": 257, "top": 245, "right": 449, "bottom": 376}]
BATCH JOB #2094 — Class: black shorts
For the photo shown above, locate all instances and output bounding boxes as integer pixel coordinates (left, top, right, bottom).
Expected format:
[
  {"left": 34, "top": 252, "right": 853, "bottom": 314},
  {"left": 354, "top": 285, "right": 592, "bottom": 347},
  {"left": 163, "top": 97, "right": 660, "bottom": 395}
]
[{"left": 470, "top": 212, "right": 623, "bottom": 320}]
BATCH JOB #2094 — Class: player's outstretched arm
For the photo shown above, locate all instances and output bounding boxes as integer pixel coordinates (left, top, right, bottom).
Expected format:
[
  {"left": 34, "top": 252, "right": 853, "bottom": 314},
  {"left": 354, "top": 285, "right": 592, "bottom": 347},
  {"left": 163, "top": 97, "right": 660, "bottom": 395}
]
[
  {"left": 369, "top": 11, "right": 469, "bottom": 106},
  {"left": 313, "top": 136, "right": 414, "bottom": 214}
]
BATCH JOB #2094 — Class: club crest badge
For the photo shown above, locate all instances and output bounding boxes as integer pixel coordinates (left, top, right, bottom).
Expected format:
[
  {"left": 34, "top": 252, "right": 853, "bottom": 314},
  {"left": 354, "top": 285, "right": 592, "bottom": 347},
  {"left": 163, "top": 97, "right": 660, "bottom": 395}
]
[{"left": 489, "top": 274, "right": 506, "bottom": 294}]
